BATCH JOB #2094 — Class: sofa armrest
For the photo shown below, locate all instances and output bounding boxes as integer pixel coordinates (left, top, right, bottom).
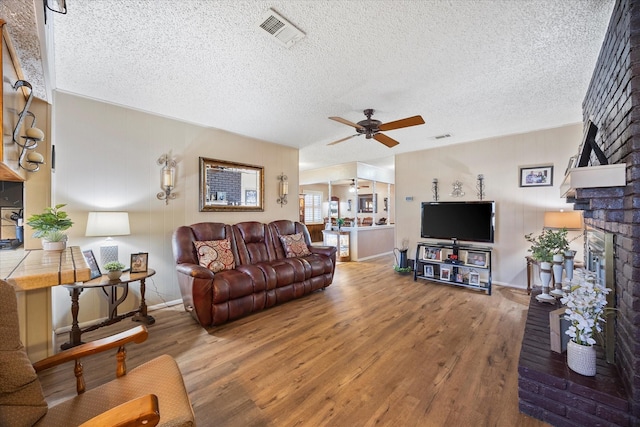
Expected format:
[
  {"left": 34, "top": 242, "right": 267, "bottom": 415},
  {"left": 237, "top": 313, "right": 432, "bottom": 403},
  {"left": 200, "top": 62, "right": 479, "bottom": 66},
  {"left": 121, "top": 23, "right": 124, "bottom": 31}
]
[
  {"left": 309, "top": 245, "right": 337, "bottom": 258},
  {"left": 79, "top": 394, "right": 160, "bottom": 427},
  {"left": 176, "top": 263, "right": 215, "bottom": 279}
]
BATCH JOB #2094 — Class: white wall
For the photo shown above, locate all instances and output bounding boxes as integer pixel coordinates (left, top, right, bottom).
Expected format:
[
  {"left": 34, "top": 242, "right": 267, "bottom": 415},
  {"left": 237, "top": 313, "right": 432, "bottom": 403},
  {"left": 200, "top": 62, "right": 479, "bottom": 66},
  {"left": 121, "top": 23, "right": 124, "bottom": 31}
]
[
  {"left": 49, "top": 92, "right": 299, "bottom": 330},
  {"left": 395, "top": 123, "right": 583, "bottom": 289}
]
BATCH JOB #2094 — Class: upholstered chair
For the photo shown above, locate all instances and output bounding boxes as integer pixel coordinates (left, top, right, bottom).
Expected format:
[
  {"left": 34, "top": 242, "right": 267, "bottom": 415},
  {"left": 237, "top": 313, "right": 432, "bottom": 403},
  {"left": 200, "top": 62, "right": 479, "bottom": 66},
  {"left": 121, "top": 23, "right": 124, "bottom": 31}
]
[{"left": 0, "top": 279, "right": 196, "bottom": 427}]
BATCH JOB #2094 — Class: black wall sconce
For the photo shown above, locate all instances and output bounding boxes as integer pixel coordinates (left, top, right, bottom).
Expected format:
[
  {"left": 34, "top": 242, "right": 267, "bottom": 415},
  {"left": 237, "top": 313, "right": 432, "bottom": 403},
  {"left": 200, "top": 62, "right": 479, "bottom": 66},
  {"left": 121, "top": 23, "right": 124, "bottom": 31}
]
[
  {"left": 13, "top": 81, "right": 45, "bottom": 172},
  {"left": 477, "top": 174, "right": 486, "bottom": 200}
]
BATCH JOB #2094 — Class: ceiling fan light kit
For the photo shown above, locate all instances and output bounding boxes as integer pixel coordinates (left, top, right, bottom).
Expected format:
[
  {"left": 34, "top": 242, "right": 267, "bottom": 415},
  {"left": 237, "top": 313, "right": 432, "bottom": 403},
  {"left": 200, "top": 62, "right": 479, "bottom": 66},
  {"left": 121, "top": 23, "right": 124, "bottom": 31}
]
[{"left": 328, "top": 109, "right": 425, "bottom": 147}]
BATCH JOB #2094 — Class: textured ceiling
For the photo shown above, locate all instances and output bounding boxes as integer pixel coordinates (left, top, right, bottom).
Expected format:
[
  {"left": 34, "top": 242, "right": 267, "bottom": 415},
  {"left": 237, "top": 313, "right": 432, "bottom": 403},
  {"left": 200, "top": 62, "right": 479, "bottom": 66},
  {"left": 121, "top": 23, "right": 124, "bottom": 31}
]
[{"left": 2, "top": 1, "right": 615, "bottom": 171}]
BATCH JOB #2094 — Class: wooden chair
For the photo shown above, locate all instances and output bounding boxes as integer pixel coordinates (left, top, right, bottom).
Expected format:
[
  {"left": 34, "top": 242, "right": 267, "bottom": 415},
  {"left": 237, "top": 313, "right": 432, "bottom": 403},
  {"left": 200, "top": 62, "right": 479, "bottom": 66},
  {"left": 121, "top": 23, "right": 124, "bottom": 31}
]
[{"left": 0, "top": 279, "right": 196, "bottom": 427}]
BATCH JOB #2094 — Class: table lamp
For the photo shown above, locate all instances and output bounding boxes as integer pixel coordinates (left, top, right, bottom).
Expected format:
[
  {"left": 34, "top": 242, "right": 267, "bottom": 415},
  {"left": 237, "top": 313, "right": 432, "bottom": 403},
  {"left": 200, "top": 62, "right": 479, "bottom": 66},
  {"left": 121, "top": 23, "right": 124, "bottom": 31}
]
[
  {"left": 543, "top": 210, "right": 583, "bottom": 230},
  {"left": 85, "top": 212, "right": 130, "bottom": 266}
]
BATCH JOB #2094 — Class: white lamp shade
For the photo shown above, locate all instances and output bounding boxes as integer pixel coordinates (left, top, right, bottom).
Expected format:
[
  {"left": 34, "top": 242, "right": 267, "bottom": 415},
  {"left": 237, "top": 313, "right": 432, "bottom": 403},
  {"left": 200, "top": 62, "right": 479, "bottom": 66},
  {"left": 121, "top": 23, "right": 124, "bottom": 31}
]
[
  {"left": 85, "top": 212, "right": 131, "bottom": 236},
  {"left": 543, "top": 211, "right": 583, "bottom": 230}
]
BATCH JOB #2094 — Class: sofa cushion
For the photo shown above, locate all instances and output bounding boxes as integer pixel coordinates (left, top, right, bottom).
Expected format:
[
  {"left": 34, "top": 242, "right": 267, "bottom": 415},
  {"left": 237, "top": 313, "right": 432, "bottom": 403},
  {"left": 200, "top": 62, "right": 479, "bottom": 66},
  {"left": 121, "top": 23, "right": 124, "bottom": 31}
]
[
  {"left": 279, "top": 233, "right": 311, "bottom": 258},
  {"left": 194, "top": 239, "right": 236, "bottom": 272}
]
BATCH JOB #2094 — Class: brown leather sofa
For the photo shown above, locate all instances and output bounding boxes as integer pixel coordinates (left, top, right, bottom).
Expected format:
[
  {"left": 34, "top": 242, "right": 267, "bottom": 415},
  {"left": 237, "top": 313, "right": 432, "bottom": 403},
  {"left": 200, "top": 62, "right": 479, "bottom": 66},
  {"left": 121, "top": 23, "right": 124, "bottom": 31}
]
[{"left": 172, "top": 220, "right": 337, "bottom": 326}]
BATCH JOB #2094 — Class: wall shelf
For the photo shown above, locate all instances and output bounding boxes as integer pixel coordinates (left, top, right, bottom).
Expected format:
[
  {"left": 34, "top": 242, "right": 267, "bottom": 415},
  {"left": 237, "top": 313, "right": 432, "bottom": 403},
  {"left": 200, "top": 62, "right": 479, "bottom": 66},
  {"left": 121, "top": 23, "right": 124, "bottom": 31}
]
[{"left": 560, "top": 164, "right": 626, "bottom": 198}]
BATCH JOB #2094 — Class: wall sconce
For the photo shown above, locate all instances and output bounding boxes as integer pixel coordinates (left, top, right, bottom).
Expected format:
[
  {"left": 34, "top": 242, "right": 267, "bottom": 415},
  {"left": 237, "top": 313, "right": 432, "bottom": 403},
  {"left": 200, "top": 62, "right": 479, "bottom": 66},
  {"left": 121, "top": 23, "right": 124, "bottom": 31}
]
[
  {"left": 12, "top": 81, "right": 45, "bottom": 173},
  {"left": 432, "top": 178, "right": 439, "bottom": 201},
  {"left": 156, "top": 153, "right": 176, "bottom": 204},
  {"left": 450, "top": 180, "right": 465, "bottom": 198},
  {"left": 43, "top": 0, "right": 68, "bottom": 24},
  {"left": 477, "top": 174, "right": 485, "bottom": 200},
  {"left": 277, "top": 173, "right": 288, "bottom": 207}
]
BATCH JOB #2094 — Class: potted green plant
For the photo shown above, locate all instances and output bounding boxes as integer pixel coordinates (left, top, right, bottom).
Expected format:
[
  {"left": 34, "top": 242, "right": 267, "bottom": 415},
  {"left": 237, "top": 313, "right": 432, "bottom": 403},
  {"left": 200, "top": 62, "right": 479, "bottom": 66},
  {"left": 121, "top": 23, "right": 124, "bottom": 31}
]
[
  {"left": 104, "top": 261, "right": 126, "bottom": 280},
  {"left": 525, "top": 228, "right": 569, "bottom": 302},
  {"left": 26, "top": 204, "right": 73, "bottom": 251},
  {"left": 336, "top": 217, "right": 345, "bottom": 230}
]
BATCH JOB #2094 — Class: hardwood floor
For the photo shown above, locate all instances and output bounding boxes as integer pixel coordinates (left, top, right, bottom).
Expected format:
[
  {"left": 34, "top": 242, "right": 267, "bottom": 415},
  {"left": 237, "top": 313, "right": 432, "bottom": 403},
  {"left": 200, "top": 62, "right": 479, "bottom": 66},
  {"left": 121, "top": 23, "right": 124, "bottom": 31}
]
[{"left": 39, "top": 255, "right": 549, "bottom": 426}]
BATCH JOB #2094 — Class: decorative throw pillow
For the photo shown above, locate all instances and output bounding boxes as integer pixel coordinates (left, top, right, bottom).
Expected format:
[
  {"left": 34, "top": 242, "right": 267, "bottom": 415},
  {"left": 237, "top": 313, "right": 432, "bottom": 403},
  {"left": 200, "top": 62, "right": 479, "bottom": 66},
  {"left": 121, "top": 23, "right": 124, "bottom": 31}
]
[
  {"left": 280, "top": 233, "right": 311, "bottom": 258},
  {"left": 194, "top": 239, "right": 236, "bottom": 272}
]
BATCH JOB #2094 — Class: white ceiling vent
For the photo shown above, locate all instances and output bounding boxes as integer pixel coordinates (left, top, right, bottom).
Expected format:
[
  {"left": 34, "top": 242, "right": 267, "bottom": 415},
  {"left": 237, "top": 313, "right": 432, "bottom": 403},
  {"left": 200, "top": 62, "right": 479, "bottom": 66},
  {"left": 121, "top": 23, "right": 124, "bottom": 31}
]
[{"left": 257, "top": 9, "right": 306, "bottom": 48}]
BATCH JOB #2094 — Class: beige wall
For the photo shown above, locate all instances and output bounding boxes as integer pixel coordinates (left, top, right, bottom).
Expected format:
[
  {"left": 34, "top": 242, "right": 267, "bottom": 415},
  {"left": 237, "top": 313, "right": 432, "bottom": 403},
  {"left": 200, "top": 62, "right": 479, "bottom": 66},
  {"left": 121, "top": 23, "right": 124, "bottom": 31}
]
[
  {"left": 395, "top": 123, "right": 583, "bottom": 289},
  {"left": 49, "top": 92, "right": 299, "bottom": 331}
]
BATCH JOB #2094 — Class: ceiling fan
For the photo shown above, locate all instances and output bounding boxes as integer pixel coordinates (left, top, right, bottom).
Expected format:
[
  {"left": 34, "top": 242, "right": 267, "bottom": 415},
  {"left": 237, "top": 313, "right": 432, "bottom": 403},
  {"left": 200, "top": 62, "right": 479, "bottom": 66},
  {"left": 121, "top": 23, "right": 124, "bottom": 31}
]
[
  {"left": 348, "top": 178, "right": 369, "bottom": 193},
  {"left": 328, "top": 109, "right": 425, "bottom": 147}
]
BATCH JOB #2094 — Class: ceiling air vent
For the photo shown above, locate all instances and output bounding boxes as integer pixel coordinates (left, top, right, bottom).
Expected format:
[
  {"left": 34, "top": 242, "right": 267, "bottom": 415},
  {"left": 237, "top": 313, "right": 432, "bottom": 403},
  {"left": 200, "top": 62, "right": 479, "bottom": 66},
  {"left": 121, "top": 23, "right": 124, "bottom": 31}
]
[
  {"left": 257, "top": 9, "right": 305, "bottom": 48},
  {"left": 434, "top": 133, "right": 451, "bottom": 140}
]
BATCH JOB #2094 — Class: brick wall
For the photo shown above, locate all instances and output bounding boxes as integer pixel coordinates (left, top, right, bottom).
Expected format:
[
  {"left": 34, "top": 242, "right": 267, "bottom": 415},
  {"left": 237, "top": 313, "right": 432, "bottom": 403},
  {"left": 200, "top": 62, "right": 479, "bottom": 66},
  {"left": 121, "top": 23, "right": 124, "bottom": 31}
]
[
  {"left": 207, "top": 170, "right": 242, "bottom": 204},
  {"left": 577, "top": 0, "right": 640, "bottom": 420}
]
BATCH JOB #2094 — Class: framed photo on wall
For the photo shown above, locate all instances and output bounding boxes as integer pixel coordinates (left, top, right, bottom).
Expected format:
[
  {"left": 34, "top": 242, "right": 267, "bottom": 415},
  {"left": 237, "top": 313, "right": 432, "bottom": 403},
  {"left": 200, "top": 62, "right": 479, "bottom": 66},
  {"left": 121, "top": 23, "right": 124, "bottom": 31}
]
[
  {"left": 130, "top": 253, "right": 149, "bottom": 273},
  {"left": 82, "top": 250, "right": 101, "bottom": 280},
  {"left": 519, "top": 165, "right": 553, "bottom": 187}
]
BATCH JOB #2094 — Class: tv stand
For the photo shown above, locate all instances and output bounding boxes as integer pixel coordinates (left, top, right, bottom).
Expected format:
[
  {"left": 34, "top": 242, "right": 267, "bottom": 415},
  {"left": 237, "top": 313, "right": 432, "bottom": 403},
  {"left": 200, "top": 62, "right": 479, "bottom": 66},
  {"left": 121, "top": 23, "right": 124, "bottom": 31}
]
[{"left": 414, "top": 241, "right": 492, "bottom": 295}]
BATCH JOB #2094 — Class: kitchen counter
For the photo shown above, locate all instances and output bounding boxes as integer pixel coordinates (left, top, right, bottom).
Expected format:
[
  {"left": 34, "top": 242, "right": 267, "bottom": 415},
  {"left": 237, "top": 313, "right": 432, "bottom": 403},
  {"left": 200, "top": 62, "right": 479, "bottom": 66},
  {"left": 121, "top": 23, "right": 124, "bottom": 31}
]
[{"left": 1, "top": 246, "right": 91, "bottom": 290}]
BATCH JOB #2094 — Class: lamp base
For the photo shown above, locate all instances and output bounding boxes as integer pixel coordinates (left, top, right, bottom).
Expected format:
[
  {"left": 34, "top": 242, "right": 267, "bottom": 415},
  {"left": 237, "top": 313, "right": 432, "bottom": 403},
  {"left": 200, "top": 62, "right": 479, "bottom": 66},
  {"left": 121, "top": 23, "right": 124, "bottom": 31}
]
[{"left": 100, "top": 244, "right": 118, "bottom": 266}]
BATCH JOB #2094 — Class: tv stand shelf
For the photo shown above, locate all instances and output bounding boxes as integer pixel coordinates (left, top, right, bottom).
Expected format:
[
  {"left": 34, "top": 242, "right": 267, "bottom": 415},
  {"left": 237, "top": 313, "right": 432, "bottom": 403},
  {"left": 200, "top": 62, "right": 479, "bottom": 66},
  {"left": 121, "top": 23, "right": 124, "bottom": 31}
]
[{"left": 414, "top": 241, "right": 492, "bottom": 295}]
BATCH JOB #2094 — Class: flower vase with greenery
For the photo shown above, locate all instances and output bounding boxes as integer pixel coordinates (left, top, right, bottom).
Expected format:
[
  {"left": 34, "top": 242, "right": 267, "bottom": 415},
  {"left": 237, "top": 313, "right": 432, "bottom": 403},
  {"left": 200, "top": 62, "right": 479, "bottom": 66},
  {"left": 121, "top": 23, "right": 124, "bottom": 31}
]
[
  {"left": 26, "top": 204, "right": 73, "bottom": 250},
  {"left": 393, "top": 238, "right": 411, "bottom": 274},
  {"left": 336, "top": 217, "right": 345, "bottom": 230},
  {"left": 560, "top": 272, "right": 610, "bottom": 376},
  {"left": 525, "top": 228, "right": 569, "bottom": 302},
  {"left": 104, "top": 261, "right": 126, "bottom": 280}
]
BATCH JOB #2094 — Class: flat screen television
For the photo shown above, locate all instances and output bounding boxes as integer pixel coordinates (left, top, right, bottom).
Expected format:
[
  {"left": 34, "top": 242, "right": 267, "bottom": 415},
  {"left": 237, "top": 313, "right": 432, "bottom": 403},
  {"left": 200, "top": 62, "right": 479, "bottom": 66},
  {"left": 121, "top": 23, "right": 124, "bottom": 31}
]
[{"left": 421, "top": 201, "right": 495, "bottom": 243}]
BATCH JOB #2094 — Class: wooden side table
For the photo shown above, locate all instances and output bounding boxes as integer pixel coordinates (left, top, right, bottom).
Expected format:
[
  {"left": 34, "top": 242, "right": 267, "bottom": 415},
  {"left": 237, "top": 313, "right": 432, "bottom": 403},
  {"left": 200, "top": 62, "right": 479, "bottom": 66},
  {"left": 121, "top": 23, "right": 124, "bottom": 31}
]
[{"left": 60, "top": 269, "right": 156, "bottom": 349}]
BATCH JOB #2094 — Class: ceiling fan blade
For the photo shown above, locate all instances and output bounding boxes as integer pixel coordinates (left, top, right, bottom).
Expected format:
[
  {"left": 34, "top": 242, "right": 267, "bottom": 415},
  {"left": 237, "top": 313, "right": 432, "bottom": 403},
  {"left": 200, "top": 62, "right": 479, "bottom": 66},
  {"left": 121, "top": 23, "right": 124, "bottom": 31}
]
[
  {"left": 327, "top": 134, "right": 359, "bottom": 146},
  {"left": 378, "top": 115, "right": 425, "bottom": 131},
  {"left": 373, "top": 133, "right": 400, "bottom": 148},
  {"left": 329, "top": 116, "right": 365, "bottom": 130}
]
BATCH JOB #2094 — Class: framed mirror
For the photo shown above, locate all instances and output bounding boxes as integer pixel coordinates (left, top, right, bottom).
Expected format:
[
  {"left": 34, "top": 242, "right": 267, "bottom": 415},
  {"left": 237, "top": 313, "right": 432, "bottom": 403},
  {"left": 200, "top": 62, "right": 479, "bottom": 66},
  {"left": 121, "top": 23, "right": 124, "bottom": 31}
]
[{"left": 199, "top": 157, "right": 264, "bottom": 212}]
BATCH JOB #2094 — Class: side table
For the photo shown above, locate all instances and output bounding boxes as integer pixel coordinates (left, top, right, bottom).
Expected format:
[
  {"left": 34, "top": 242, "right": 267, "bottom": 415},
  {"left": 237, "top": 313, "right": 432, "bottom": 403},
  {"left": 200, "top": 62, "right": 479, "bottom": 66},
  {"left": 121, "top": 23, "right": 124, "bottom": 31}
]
[{"left": 61, "top": 269, "right": 156, "bottom": 349}]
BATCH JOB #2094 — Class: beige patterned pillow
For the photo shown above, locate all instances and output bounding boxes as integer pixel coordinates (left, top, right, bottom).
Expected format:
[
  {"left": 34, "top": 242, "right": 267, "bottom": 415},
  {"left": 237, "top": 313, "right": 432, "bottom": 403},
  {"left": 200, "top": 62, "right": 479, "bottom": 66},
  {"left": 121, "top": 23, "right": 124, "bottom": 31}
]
[
  {"left": 194, "top": 239, "right": 236, "bottom": 272},
  {"left": 279, "top": 233, "right": 311, "bottom": 258}
]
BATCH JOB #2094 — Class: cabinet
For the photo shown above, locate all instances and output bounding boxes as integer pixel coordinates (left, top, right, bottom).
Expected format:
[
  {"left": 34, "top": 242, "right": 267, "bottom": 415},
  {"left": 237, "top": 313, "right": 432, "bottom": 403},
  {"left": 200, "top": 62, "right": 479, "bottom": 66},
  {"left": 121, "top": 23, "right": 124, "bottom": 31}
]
[
  {"left": 414, "top": 241, "right": 492, "bottom": 295},
  {"left": 322, "top": 230, "right": 350, "bottom": 262}
]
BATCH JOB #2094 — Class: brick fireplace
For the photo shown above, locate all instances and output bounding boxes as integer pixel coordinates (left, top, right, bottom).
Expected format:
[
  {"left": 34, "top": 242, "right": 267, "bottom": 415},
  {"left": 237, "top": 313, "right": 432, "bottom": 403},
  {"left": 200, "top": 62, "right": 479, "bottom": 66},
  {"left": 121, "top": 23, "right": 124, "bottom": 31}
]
[{"left": 519, "top": 0, "right": 640, "bottom": 425}]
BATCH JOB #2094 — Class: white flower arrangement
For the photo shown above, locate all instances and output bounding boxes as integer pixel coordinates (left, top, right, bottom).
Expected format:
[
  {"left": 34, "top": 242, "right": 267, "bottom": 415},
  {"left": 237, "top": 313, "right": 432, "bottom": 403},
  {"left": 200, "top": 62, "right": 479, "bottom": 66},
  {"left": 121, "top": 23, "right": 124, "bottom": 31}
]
[{"left": 560, "top": 271, "right": 610, "bottom": 346}]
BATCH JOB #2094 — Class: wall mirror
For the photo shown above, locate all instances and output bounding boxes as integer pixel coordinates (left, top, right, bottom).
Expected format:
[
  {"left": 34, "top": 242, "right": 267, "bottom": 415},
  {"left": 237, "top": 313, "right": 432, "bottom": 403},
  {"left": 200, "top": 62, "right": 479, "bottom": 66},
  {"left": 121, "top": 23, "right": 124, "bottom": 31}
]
[{"left": 199, "top": 157, "right": 264, "bottom": 212}]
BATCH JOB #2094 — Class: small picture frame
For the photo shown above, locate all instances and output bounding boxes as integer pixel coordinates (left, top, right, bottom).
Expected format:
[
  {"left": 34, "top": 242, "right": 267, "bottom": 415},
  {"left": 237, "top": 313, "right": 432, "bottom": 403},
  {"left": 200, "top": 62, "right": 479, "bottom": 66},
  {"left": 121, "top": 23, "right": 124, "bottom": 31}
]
[
  {"left": 519, "top": 165, "right": 553, "bottom": 187},
  {"left": 130, "top": 252, "right": 149, "bottom": 273},
  {"left": 423, "top": 247, "right": 441, "bottom": 261},
  {"left": 424, "top": 265, "right": 434, "bottom": 278},
  {"left": 82, "top": 250, "right": 102, "bottom": 280},
  {"left": 440, "top": 267, "right": 451, "bottom": 281},
  {"left": 469, "top": 272, "right": 480, "bottom": 286},
  {"left": 467, "top": 251, "right": 487, "bottom": 268},
  {"left": 455, "top": 273, "right": 463, "bottom": 283}
]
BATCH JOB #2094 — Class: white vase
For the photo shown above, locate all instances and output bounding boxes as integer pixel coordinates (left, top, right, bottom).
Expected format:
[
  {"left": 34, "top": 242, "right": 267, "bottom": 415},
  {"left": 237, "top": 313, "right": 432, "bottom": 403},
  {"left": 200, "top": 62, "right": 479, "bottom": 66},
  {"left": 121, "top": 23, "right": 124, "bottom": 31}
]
[
  {"left": 107, "top": 270, "right": 123, "bottom": 280},
  {"left": 536, "top": 261, "right": 555, "bottom": 303},
  {"left": 550, "top": 254, "right": 565, "bottom": 297},
  {"left": 567, "top": 339, "right": 596, "bottom": 376},
  {"left": 42, "top": 240, "right": 66, "bottom": 251},
  {"left": 564, "top": 250, "right": 576, "bottom": 282}
]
